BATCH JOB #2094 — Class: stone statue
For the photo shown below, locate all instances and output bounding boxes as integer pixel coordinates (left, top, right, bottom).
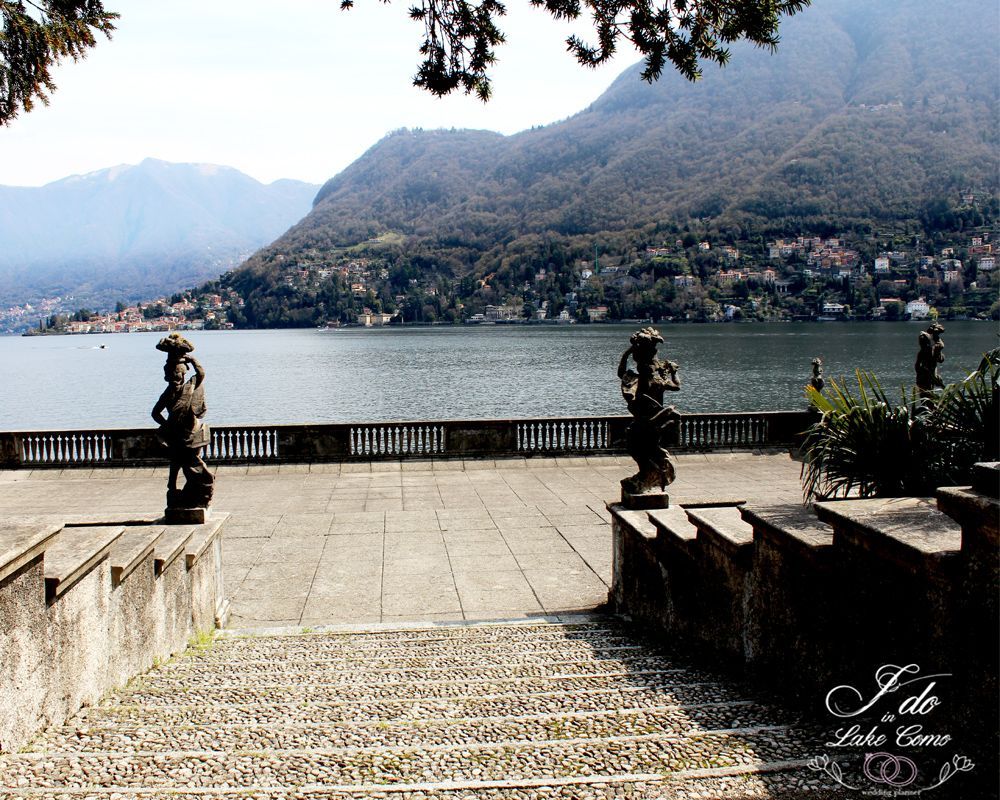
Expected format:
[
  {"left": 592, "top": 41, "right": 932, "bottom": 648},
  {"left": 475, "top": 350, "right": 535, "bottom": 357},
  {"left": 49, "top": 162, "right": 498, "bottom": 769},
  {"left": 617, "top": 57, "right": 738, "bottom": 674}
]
[
  {"left": 151, "top": 333, "right": 214, "bottom": 520},
  {"left": 810, "top": 357, "right": 825, "bottom": 393},
  {"left": 915, "top": 321, "right": 945, "bottom": 396},
  {"left": 618, "top": 327, "right": 681, "bottom": 501}
]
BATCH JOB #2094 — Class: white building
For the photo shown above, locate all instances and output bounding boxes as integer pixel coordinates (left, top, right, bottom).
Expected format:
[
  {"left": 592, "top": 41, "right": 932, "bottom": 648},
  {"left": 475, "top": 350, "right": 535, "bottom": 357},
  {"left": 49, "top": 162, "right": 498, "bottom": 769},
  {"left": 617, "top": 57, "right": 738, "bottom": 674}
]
[{"left": 905, "top": 298, "right": 931, "bottom": 320}]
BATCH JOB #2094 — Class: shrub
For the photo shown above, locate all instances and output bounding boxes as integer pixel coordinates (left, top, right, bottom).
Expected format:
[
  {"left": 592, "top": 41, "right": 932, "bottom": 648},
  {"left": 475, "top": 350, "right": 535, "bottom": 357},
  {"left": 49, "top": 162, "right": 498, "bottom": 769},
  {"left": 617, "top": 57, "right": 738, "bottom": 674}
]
[{"left": 800, "top": 349, "right": 998, "bottom": 500}]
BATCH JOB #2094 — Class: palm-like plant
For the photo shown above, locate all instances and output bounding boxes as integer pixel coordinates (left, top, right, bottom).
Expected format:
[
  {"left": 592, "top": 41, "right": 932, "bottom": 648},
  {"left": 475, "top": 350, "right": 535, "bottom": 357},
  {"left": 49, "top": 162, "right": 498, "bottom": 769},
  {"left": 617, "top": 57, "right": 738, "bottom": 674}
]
[
  {"left": 930, "top": 348, "right": 999, "bottom": 478},
  {"left": 800, "top": 349, "right": 997, "bottom": 501},
  {"left": 801, "top": 372, "right": 936, "bottom": 500}
]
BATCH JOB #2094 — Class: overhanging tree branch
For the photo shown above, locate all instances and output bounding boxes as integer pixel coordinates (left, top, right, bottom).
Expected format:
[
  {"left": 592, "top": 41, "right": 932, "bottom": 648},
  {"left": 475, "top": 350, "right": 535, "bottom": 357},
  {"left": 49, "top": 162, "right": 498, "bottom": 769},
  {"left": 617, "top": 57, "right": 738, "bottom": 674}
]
[
  {"left": 0, "top": 0, "right": 809, "bottom": 126},
  {"left": 0, "top": 0, "right": 117, "bottom": 125}
]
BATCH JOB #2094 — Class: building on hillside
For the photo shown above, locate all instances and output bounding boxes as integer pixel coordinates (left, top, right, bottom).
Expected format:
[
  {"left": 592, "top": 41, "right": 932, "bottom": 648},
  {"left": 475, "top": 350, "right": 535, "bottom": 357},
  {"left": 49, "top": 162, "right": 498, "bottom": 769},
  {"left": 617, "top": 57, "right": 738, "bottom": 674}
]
[
  {"left": 820, "top": 302, "right": 846, "bottom": 317},
  {"left": 718, "top": 270, "right": 746, "bottom": 286},
  {"left": 587, "top": 305, "right": 609, "bottom": 322},
  {"left": 673, "top": 275, "right": 696, "bottom": 288},
  {"left": 357, "top": 310, "right": 396, "bottom": 327},
  {"left": 874, "top": 256, "right": 891, "bottom": 273},
  {"left": 485, "top": 304, "right": 520, "bottom": 321},
  {"left": 905, "top": 298, "right": 931, "bottom": 319}
]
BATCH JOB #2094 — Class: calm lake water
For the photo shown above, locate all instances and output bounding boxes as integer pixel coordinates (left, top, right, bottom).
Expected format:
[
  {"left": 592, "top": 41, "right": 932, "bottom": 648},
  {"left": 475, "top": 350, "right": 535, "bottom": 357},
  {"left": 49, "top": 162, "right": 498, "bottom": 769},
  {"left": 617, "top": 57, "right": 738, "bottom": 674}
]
[{"left": 1, "top": 322, "right": 996, "bottom": 429}]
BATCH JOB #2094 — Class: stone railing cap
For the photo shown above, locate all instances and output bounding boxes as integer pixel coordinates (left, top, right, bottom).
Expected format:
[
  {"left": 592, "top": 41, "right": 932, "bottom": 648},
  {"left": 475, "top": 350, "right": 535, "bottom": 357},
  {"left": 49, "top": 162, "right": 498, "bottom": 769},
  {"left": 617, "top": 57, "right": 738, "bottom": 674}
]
[{"left": 0, "top": 517, "right": 64, "bottom": 583}]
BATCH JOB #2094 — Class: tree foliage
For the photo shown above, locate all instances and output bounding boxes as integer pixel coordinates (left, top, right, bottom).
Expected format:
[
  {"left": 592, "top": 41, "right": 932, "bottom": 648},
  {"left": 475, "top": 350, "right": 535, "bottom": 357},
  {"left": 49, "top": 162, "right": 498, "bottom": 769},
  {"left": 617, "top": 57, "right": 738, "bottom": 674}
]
[
  {"left": 800, "top": 351, "right": 999, "bottom": 501},
  {"left": 0, "top": 0, "right": 808, "bottom": 123},
  {"left": 0, "top": 0, "right": 116, "bottom": 125},
  {"left": 342, "top": 0, "right": 809, "bottom": 100}
]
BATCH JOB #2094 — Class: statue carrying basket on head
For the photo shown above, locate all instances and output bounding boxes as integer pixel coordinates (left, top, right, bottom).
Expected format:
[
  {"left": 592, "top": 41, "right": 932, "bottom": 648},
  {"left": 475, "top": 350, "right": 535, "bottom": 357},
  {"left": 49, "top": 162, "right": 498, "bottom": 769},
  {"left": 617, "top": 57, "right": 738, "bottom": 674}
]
[
  {"left": 151, "top": 333, "right": 215, "bottom": 511},
  {"left": 618, "top": 327, "right": 681, "bottom": 496}
]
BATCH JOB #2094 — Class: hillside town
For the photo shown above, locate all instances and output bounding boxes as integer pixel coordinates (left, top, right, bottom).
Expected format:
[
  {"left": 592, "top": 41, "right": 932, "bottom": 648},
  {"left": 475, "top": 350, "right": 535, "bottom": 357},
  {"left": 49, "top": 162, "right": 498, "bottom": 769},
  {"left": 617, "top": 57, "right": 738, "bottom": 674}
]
[{"left": 5, "top": 226, "right": 998, "bottom": 335}]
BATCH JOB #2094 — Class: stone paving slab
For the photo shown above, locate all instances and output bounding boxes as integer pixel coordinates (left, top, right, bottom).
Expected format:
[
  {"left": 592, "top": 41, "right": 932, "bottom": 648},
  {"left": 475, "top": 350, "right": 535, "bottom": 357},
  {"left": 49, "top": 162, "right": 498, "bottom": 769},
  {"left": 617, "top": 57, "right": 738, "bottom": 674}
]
[{"left": 0, "top": 452, "right": 803, "bottom": 627}]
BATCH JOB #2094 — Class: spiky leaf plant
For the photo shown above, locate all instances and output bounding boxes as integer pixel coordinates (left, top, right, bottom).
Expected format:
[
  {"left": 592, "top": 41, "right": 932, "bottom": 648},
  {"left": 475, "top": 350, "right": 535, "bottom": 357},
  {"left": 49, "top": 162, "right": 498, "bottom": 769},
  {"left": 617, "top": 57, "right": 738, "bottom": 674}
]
[
  {"left": 929, "top": 348, "right": 999, "bottom": 480},
  {"left": 801, "top": 371, "right": 939, "bottom": 500},
  {"left": 801, "top": 349, "right": 998, "bottom": 501}
]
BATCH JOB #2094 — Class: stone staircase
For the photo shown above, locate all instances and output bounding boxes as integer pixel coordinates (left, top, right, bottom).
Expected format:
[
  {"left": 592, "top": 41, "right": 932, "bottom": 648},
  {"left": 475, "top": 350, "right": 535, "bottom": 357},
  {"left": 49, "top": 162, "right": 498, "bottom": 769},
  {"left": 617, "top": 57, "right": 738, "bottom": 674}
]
[{"left": 0, "top": 617, "right": 839, "bottom": 799}]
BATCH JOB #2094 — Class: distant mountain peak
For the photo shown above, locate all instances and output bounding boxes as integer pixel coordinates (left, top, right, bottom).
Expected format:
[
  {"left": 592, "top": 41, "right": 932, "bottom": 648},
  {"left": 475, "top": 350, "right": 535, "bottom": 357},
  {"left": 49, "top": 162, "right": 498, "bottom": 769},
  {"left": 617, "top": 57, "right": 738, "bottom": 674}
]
[{"left": 0, "top": 160, "right": 320, "bottom": 309}]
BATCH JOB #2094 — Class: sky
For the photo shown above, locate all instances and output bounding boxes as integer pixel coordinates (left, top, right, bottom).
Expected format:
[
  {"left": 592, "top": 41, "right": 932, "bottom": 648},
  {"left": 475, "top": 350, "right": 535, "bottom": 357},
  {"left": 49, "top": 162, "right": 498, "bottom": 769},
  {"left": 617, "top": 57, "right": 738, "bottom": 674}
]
[{"left": 0, "top": 1, "right": 637, "bottom": 188}]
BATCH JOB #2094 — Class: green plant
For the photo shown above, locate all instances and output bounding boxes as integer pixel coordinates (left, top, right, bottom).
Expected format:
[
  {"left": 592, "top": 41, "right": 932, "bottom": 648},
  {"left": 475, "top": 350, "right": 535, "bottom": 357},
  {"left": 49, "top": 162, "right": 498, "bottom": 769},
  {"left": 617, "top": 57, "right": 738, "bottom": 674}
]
[{"left": 800, "top": 350, "right": 997, "bottom": 501}]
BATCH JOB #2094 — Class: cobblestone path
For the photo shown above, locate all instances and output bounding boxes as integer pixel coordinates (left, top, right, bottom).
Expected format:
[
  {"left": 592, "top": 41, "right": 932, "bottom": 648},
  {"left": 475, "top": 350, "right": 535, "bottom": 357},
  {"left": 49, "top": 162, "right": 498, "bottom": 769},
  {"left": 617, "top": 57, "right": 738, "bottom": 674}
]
[{"left": 1, "top": 617, "right": 841, "bottom": 799}]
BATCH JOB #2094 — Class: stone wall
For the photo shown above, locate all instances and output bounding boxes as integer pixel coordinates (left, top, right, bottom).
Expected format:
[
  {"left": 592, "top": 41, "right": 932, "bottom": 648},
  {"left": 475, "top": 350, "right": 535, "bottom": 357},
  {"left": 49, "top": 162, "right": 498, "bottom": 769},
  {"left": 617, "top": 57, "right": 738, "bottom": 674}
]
[
  {"left": 610, "top": 465, "right": 999, "bottom": 784},
  {"left": 0, "top": 516, "right": 227, "bottom": 753}
]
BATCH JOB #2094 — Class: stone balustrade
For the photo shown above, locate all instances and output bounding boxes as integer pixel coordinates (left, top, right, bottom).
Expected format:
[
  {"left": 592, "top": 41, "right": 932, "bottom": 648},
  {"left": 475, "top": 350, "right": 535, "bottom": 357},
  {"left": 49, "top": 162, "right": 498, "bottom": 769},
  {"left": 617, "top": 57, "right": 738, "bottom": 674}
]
[{"left": 0, "top": 410, "right": 812, "bottom": 468}]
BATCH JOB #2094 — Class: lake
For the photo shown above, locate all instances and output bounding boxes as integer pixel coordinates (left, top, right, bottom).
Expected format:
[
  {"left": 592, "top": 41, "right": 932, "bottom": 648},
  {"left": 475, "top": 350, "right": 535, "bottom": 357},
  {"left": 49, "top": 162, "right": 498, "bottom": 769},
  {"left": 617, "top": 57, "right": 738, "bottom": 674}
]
[{"left": 1, "top": 322, "right": 996, "bottom": 429}]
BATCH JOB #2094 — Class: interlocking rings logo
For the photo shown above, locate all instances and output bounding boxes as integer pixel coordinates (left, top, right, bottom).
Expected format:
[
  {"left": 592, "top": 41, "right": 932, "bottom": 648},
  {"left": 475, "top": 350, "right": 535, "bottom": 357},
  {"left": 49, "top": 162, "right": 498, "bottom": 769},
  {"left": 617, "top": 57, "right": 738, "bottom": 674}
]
[{"left": 864, "top": 751, "right": 919, "bottom": 787}]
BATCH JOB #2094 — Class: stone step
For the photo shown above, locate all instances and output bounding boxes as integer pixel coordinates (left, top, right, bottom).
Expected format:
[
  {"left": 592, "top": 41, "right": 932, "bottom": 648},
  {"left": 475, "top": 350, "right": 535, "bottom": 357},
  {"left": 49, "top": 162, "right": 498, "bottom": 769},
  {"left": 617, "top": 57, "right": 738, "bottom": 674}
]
[
  {"left": 146, "top": 654, "right": 688, "bottom": 686},
  {"left": 172, "top": 641, "right": 651, "bottom": 670},
  {"left": 214, "top": 620, "right": 623, "bottom": 651},
  {"left": 107, "top": 525, "right": 166, "bottom": 585},
  {"left": 0, "top": 516, "right": 62, "bottom": 583},
  {"left": 43, "top": 525, "right": 124, "bottom": 599},
  {"left": 0, "top": 762, "right": 832, "bottom": 800},
  {"left": 152, "top": 525, "right": 195, "bottom": 574},
  {"left": 814, "top": 496, "right": 961, "bottom": 572},
  {"left": 0, "top": 727, "right": 810, "bottom": 790},
  {"left": 739, "top": 504, "right": 833, "bottom": 556},
  {"left": 109, "top": 671, "right": 740, "bottom": 707},
  {"left": 685, "top": 506, "right": 754, "bottom": 556},
  {"left": 79, "top": 688, "right": 760, "bottom": 728},
  {"left": 195, "top": 633, "right": 646, "bottom": 661},
  {"left": 647, "top": 506, "right": 698, "bottom": 548},
  {"left": 28, "top": 704, "right": 799, "bottom": 754}
]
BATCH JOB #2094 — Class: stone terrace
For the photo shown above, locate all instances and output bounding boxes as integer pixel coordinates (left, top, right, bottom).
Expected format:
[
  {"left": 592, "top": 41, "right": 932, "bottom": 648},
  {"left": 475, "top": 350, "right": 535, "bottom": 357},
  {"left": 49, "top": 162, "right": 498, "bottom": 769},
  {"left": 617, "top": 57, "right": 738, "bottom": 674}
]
[{"left": 0, "top": 452, "right": 803, "bottom": 628}]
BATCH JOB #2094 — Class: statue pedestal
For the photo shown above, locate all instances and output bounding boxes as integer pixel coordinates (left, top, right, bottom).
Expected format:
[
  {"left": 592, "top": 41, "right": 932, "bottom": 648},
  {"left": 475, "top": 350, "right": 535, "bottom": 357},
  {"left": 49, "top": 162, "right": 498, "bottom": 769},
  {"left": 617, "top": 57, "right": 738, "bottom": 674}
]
[
  {"left": 620, "top": 489, "right": 669, "bottom": 510},
  {"left": 163, "top": 507, "right": 208, "bottom": 525}
]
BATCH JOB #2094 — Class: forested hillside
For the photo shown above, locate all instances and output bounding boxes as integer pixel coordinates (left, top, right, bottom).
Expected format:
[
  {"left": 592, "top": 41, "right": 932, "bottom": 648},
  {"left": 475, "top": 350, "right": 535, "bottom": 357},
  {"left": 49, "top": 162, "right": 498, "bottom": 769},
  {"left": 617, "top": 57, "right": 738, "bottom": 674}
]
[{"left": 221, "top": 0, "right": 998, "bottom": 327}]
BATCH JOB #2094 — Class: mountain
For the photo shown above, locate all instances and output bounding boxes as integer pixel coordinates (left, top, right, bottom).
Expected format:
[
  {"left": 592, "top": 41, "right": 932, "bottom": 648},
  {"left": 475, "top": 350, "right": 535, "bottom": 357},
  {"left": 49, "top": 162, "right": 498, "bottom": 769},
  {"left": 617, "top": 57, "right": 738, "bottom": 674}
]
[
  {"left": 225, "top": 0, "right": 997, "bottom": 326},
  {"left": 0, "top": 159, "right": 318, "bottom": 307}
]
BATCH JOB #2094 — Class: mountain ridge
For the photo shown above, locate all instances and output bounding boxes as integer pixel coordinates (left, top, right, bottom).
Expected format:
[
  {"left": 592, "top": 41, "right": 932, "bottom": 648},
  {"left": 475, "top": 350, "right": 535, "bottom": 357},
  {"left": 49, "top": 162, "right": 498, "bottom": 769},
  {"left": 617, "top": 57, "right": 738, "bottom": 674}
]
[
  {"left": 0, "top": 159, "right": 319, "bottom": 308},
  {"left": 247, "top": 0, "right": 994, "bottom": 278}
]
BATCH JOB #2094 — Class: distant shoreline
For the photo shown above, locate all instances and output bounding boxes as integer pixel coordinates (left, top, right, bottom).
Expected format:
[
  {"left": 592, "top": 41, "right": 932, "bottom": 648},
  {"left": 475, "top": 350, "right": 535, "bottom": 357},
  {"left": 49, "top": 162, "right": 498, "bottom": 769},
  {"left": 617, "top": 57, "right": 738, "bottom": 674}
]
[{"left": 16, "top": 315, "right": 987, "bottom": 337}]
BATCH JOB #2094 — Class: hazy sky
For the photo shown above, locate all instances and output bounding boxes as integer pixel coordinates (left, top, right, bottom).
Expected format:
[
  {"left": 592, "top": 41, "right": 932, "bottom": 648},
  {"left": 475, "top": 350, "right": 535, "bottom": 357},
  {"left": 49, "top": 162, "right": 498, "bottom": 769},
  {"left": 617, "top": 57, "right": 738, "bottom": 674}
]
[{"left": 0, "top": 1, "right": 637, "bottom": 188}]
